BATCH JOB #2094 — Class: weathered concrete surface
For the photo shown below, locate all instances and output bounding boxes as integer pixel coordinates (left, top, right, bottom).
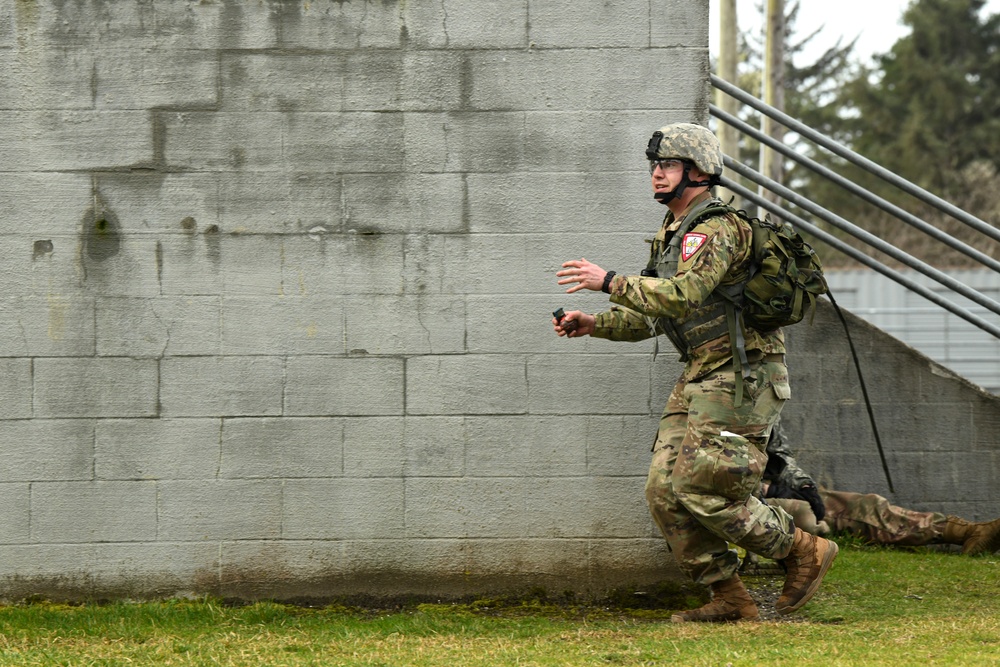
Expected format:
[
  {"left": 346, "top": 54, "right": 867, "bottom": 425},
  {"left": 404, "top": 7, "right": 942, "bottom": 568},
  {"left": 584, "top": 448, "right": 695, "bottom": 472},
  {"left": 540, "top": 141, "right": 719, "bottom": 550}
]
[{"left": 0, "top": 0, "right": 996, "bottom": 603}]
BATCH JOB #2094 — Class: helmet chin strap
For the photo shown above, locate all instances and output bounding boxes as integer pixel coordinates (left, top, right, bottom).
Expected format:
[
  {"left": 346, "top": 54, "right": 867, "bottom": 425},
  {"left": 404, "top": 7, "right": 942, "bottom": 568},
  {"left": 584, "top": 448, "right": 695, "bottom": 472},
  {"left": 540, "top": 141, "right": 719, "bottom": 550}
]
[{"left": 652, "top": 166, "right": 713, "bottom": 205}]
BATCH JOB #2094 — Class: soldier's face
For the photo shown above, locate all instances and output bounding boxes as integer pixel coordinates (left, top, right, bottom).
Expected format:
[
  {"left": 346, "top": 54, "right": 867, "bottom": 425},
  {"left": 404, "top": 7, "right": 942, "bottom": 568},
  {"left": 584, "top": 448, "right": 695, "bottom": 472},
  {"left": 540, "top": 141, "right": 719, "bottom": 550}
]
[
  {"left": 650, "top": 161, "right": 708, "bottom": 197},
  {"left": 650, "top": 159, "right": 684, "bottom": 196}
]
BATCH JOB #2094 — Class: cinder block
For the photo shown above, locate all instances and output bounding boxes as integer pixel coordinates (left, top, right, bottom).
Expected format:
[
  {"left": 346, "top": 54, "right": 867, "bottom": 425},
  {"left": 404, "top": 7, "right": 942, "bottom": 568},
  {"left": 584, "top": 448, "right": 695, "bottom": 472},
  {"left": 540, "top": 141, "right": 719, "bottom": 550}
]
[
  {"left": 221, "top": 295, "right": 344, "bottom": 355},
  {"left": 402, "top": 416, "right": 466, "bottom": 477},
  {"left": 93, "top": 172, "right": 221, "bottom": 236},
  {"left": 0, "top": 484, "right": 30, "bottom": 543},
  {"left": 34, "top": 357, "right": 158, "bottom": 418},
  {"left": 95, "top": 418, "right": 221, "bottom": 481},
  {"left": 284, "top": 357, "right": 404, "bottom": 416},
  {"left": 277, "top": 0, "right": 403, "bottom": 49},
  {"left": 404, "top": 111, "right": 525, "bottom": 174},
  {"left": 152, "top": 0, "right": 279, "bottom": 50},
  {"left": 158, "top": 233, "right": 225, "bottom": 297},
  {"left": 399, "top": 2, "right": 448, "bottom": 48},
  {"left": 284, "top": 112, "right": 403, "bottom": 172},
  {"left": 282, "top": 478, "right": 405, "bottom": 539},
  {"left": 157, "top": 479, "right": 283, "bottom": 540},
  {"left": 217, "top": 170, "right": 340, "bottom": 235},
  {"left": 399, "top": 52, "right": 464, "bottom": 111},
  {"left": 343, "top": 416, "right": 404, "bottom": 477},
  {"left": 282, "top": 233, "right": 406, "bottom": 298},
  {"left": 0, "top": 359, "right": 32, "bottom": 418},
  {"left": 523, "top": 477, "right": 652, "bottom": 538},
  {"left": 21, "top": 0, "right": 155, "bottom": 49},
  {"left": 334, "top": 51, "right": 464, "bottom": 112},
  {"left": 651, "top": 2, "right": 709, "bottom": 48},
  {"left": 160, "top": 356, "right": 284, "bottom": 418},
  {"left": 585, "top": 415, "right": 659, "bottom": 476},
  {"left": 219, "top": 235, "right": 284, "bottom": 296},
  {"left": 220, "top": 417, "right": 343, "bottom": 479},
  {"left": 96, "top": 48, "right": 218, "bottom": 110},
  {"left": 527, "top": 353, "right": 655, "bottom": 416},
  {"left": 344, "top": 295, "right": 465, "bottom": 355},
  {"left": 98, "top": 296, "right": 221, "bottom": 357},
  {"left": 588, "top": 538, "right": 677, "bottom": 589},
  {"left": 161, "top": 111, "right": 284, "bottom": 171},
  {"left": 0, "top": 542, "right": 222, "bottom": 599},
  {"left": 220, "top": 53, "right": 345, "bottom": 112},
  {"left": 1, "top": 111, "right": 153, "bottom": 171},
  {"left": 524, "top": 110, "right": 689, "bottom": 173},
  {"left": 466, "top": 172, "right": 650, "bottom": 234},
  {"left": 0, "top": 418, "right": 93, "bottom": 482},
  {"left": 219, "top": 540, "right": 347, "bottom": 598},
  {"left": 439, "top": 231, "right": 651, "bottom": 296},
  {"left": 0, "top": 173, "right": 91, "bottom": 241},
  {"left": 404, "top": 477, "right": 530, "bottom": 538},
  {"left": 31, "top": 481, "right": 157, "bottom": 543},
  {"left": 470, "top": 51, "right": 706, "bottom": 111},
  {"left": 77, "top": 237, "right": 161, "bottom": 298},
  {"left": 436, "top": 0, "right": 527, "bottom": 48},
  {"left": 0, "top": 48, "right": 94, "bottom": 110},
  {"left": 0, "top": 2, "right": 11, "bottom": 48},
  {"left": 342, "top": 173, "right": 465, "bottom": 234},
  {"left": 402, "top": 233, "right": 449, "bottom": 295},
  {"left": 405, "top": 355, "right": 528, "bottom": 415},
  {"left": 463, "top": 415, "right": 588, "bottom": 476},
  {"left": 528, "top": 1, "right": 646, "bottom": 47}
]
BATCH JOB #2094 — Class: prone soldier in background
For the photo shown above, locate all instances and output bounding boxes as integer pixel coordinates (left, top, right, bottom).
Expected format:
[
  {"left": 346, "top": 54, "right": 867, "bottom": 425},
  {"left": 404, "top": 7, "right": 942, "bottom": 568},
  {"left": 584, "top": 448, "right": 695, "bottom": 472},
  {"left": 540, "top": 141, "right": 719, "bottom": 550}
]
[{"left": 764, "top": 422, "right": 1000, "bottom": 555}]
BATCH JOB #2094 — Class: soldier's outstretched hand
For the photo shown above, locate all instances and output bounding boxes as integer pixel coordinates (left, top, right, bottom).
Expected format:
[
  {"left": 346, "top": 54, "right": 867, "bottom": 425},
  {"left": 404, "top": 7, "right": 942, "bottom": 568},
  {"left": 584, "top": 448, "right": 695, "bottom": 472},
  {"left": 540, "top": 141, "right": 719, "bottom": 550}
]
[{"left": 557, "top": 258, "right": 609, "bottom": 294}]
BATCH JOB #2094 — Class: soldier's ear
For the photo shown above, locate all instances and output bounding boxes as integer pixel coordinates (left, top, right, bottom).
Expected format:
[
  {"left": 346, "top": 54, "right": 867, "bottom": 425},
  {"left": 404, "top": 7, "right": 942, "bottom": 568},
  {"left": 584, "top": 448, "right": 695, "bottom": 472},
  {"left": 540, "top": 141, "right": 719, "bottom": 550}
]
[{"left": 687, "top": 165, "right": 708, "bottom": 181}]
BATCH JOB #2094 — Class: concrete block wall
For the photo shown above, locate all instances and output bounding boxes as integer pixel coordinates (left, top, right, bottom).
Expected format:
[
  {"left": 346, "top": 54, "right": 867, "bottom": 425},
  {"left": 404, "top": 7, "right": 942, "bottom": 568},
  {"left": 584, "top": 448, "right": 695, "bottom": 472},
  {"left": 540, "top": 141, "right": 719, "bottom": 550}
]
[
  {"left": 3, "top": 1, "right": 997, "bottom": 603},
  {"left": 0, "top": 0, "right": 707, "bottom": 601}
]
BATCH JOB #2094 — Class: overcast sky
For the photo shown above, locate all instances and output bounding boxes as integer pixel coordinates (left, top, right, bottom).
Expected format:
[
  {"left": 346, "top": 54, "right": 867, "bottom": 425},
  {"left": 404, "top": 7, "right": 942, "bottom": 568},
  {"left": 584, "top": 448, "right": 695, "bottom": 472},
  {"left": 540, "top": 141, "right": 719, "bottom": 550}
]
[{"left": 708, "top": 0, "right": 1000, "bottom": 66}]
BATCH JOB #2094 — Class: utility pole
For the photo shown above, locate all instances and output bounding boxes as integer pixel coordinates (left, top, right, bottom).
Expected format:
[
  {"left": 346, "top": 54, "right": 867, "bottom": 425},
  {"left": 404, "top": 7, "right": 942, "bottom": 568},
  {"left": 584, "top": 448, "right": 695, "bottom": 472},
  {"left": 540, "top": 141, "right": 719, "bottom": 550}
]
[
  {"left": 716, "top": 0, "right": 739, "bottom": 204},
  {"left": 759, "top": 0, "right": 785, "bottom": 217}
]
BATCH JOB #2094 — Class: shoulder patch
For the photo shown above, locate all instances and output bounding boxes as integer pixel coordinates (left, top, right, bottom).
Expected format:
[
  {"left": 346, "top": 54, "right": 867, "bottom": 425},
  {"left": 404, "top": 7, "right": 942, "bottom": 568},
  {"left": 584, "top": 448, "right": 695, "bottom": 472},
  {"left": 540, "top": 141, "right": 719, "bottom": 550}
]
[{"left": 681, "top": 232, "right": 707, "bottom": 261}]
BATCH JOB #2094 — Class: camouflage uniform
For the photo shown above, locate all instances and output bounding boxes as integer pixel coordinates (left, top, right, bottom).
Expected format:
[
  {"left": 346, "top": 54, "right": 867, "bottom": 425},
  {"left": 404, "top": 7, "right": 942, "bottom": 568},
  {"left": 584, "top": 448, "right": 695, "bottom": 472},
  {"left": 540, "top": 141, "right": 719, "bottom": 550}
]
[
  {"left": 765, "top": 425, "right": 946, "bottom": 545},
  {"left": 818, "top": 490, "right": 946, "bottom": 546},
  {"left": 593, "top": 190, "right": 795, "bottom": 585}
]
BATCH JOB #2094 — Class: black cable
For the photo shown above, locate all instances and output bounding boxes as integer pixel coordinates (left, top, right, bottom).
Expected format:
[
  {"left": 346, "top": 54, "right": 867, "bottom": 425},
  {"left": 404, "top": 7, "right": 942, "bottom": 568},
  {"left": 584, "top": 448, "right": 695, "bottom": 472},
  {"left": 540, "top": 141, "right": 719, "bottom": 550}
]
[{"left": 826, "top": 291, "right": 895, "bottom": 493}]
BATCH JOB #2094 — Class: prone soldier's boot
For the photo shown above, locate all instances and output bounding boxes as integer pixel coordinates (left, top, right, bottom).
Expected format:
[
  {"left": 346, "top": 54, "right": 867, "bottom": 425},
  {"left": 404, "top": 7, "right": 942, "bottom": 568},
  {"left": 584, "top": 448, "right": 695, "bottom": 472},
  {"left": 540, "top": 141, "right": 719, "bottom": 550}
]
[
  {"left": 943, "top": 516, "right": 1000, "bottom": 555},
  {"left": 775, "top": 527, "right": 839, "bottom": 615},
  {"left": 670, "top": 573, "right": 759, "bottom": 623}
]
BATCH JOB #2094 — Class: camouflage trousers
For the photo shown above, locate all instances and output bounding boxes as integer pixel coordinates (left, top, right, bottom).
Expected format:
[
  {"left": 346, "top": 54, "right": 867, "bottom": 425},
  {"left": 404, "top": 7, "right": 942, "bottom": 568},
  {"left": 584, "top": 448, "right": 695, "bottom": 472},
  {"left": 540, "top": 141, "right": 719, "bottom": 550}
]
[
  {"left": 821, "top": 489, "right": 946, "bottom": 546},
  {"left": 645, "top": 358, "right": 795, "bottom": 585}
]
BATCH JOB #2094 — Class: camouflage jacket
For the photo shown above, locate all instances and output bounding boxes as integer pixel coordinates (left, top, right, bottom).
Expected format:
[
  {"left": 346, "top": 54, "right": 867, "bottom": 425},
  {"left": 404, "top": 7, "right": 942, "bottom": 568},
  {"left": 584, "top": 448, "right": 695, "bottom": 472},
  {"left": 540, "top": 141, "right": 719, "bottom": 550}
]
[{"left": 591, "top": 191, "right": 785, "bottom": 380}]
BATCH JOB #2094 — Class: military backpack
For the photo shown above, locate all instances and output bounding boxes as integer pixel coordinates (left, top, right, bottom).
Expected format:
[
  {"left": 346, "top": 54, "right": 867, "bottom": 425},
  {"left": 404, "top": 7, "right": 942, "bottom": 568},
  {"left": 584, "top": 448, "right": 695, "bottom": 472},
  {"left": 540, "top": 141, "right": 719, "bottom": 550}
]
[{"left": 683, "top": 201, "right": 828, "bottom": 333}]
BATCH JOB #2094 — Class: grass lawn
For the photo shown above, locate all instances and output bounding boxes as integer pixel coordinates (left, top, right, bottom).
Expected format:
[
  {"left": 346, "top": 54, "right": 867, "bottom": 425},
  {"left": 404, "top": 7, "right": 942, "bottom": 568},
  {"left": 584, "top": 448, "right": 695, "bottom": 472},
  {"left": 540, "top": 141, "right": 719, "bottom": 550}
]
[{"left": 0, "top": 539, "right": 997, "bottom": 666}]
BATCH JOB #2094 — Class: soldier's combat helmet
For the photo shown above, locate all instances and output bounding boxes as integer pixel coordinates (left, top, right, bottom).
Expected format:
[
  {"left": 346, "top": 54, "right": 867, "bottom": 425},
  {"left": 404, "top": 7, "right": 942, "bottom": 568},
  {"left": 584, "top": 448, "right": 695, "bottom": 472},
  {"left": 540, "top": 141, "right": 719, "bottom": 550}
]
[{"left": 645, "top": 123, "right": 723, "bottom": 204}]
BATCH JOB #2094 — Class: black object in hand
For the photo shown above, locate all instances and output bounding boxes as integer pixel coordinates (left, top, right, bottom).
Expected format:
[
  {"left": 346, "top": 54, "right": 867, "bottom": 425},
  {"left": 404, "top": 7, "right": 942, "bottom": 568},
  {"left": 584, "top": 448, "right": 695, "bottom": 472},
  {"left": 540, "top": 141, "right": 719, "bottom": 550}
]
[{"left": 553, "top": 308, "right": 578, "bottom": 333}]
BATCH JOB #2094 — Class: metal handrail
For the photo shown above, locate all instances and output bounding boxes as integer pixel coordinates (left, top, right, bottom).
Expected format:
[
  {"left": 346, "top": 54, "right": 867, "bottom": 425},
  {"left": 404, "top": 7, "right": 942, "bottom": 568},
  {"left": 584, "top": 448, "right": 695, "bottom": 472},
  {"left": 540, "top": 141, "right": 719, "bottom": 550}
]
[
  {"left": 721, "top": 175, "right": 1000, "bottom": 340},
  {"left": 711, "top": 74, "right": 1000, "bottom": 243},
  {"left": 710, "top": 75, "right": 1000, "bottom": 342},
  {"left": 709, "top": 104, "right": 1000, "bottom": 274}
]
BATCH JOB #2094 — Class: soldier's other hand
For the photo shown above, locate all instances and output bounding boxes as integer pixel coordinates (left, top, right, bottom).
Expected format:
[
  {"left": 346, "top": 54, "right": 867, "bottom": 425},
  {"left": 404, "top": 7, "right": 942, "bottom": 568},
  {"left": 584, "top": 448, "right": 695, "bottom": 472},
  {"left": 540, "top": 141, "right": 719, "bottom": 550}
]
[
  {"left": 764, "top": 480, "right": 826, "bottom": 522},
  {"left": 553, "top": 310, "right": 595, "bottom": 338},
  {"left": 557, "top": 258, "right": 608, "bottom": 294},
  {"left": 797, "top": 484, "right": 826, "bottom": 522}
]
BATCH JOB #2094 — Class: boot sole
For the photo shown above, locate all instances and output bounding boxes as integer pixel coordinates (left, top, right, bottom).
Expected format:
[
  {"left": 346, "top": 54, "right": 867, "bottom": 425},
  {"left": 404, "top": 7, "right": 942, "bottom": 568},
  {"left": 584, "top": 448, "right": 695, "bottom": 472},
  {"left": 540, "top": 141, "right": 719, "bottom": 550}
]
[{"left": 776, "top": 540, "right": 839, "bottom": 616}]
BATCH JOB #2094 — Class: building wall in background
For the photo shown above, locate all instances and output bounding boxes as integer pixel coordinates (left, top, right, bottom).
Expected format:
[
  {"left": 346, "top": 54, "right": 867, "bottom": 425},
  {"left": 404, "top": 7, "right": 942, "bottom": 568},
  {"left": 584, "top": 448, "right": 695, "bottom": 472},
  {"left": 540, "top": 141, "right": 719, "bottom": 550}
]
[{"left": 1, "top": 0, "right": 997, "bottom": 603}]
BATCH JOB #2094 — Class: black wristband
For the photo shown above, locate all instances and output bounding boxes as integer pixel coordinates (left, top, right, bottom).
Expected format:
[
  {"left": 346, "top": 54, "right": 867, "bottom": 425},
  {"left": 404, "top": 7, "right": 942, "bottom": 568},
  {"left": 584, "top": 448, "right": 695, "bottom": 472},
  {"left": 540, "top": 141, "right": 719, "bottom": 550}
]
[{"left": 601, "top": 271, "right": 617, "bottom": 294}]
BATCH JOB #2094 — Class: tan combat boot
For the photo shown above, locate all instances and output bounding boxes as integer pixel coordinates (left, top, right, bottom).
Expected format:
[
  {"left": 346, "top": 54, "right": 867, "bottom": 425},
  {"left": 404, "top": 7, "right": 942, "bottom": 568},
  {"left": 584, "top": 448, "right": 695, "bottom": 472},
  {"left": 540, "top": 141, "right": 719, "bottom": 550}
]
[
  {"left": 670, "top": 574, "right": 759, "bottom": 623},
  {"left": 775, "top": 528, "right": 839, "bottom": 615},
  {"left": 943, "top": 516, "right": 1000, "bottom": 555}
]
